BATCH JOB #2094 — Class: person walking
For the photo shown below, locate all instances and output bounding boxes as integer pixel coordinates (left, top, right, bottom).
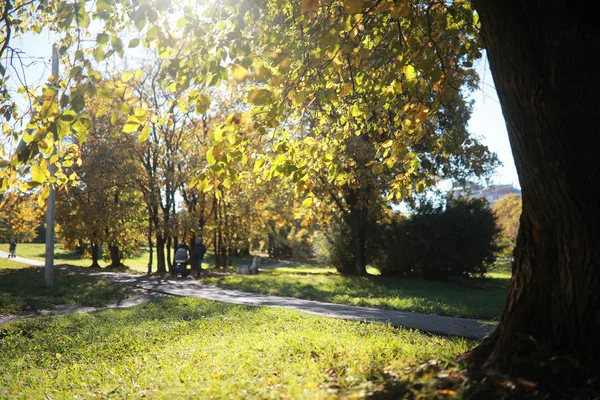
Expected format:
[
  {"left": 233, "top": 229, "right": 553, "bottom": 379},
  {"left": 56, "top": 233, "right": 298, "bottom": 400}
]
[
  {"left": 9, "top": 239, "right": 16, "bottom": 258},
  {"left": 193, "top": 236, "right": 207, "bottom": 278}
]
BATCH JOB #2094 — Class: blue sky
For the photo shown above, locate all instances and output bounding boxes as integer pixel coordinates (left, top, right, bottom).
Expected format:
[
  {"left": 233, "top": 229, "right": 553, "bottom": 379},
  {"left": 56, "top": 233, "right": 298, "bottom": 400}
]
[
  {"left": 6, "top": 34, "right": 519, "bottom": 189},
  {"left": 469, "top": 58, "right": 519, "bottom": 189}
]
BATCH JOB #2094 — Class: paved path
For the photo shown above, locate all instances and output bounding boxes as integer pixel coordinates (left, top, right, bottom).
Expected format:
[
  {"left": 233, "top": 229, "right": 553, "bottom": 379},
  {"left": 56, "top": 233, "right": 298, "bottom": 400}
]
[
  {"left": 0, "top": 249, "right": 45, "bottom": 266},
  {"left": 0, "top": 251, "right": 497, "bottom": 339}
]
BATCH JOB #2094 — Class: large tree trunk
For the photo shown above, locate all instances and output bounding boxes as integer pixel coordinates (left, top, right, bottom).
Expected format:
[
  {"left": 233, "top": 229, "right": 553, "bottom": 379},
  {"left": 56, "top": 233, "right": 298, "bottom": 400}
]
[
  {"left": 468, "top": 0, "right": 600, "bottom": 381},
  {"left": 90, "top": 243, "right": 100, "bottom": 269},
  {"left": 108, "top": 245, "right": 121, "bottom": 268},
  {"left": 345, "top": 189, "right": 368, "bottom": 276}
]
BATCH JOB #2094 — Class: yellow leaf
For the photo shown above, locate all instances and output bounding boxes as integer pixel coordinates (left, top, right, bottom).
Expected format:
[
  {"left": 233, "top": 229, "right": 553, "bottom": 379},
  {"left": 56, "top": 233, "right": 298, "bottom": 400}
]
[
  {"left": 231, "top": 65, "right": 250, "bottom": 83},
  {"left": 404, "top": 64, "right": 417, "bottom": 86},
  {"left": 95, "top": 106, "right": 111, "bottom": 118},
  {"left": 381, "top": 140, "right": 394, "bottom": 149},
  {"left": 121, "top": 71, "right": 134, "bottom": 82},
  {"left": 138, "top": 124, "right": 150, "bottom": 142},
  {"left": 302, "top": 197, "right": 314, "bottom": 208}
]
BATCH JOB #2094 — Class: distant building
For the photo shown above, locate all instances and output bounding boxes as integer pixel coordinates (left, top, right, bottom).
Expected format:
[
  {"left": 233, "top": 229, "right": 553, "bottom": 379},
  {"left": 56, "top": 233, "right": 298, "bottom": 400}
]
[{"left": 450, "top": 183, "right": 521, "bottom": 206}]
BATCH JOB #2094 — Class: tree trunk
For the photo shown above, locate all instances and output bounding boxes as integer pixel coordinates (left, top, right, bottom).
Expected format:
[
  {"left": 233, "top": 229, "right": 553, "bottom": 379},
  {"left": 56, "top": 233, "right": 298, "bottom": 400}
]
[
  {"left": 468, "top": 0, "right": 600, "bottom": 382},
  {"left": 90, "top": 243, "right": 100, "bottom": 269},
  {"left": 156, "top": 234, "right": 167, "bottom": 273},
  {"left": 108, "top": 245, "right": 121, "bottom": 268},
  {"left": 345, "top": 189, "right": 368, "bottom": 276},
  {"left": 147, "top": 216, "right": 153, "bottom": 275}
]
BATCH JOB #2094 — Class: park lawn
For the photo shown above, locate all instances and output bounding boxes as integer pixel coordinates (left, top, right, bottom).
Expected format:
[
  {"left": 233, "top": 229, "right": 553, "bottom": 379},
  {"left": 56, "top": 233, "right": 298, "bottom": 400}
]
[
  {"left": 0, "top": 257, "right": 29, "bottom": 270},
  {"left": 0, "top": 266, "right": 133, "bottom": 316},
  {"left": 202, "top": 264, "right": 510, "bottom": 320},
  {"left": 0, "top": 297, "right": 476, "bottom": 399},
  {"left": 4, "top": 243, "right": 271, "bottom": 274}
]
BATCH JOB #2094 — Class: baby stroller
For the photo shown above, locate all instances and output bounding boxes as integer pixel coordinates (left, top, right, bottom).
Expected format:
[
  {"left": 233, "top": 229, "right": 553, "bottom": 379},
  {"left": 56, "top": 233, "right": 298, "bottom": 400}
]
[{"left": 172, "top": 245, "right": 190, "bottom": 277}]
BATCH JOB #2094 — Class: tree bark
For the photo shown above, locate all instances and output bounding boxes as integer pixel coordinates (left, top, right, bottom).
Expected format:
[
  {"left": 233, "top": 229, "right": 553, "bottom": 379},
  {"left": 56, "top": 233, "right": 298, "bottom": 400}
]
[
  {"left": 147, "top": 216, "right": 153, "bottom": 275},
  {"left": 108, "top": 245, "right": 121, "bottom": 268},
  {"left": 156, "top": 234, "right": 167, "bottom": 273},
  {"left": 468, "top": 0, "right": 600, "bottom": 381},
  {"left": 345, "top": 188, "right": 368, "bottom": 276},
  {"left": 90, "top": 243, "right": 100, "bottom": 269}
]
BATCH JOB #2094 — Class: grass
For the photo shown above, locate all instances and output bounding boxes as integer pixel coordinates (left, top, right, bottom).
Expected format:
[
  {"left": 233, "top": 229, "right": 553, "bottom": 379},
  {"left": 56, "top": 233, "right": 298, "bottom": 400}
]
[
  {"left": 0, "top": 297, "right": 476, "bottom": 399},
  {"left": 4, "top": 243, "right": 508, "bottom": 320},
  {"left": 0, "top": 266, "right": 134, "bottom": 316},
  {"left": 202, "top": 264, "right": 510, "bottom": 320},
  {"left": 4, "top": 243, "right": 273, "bottom": 274}
]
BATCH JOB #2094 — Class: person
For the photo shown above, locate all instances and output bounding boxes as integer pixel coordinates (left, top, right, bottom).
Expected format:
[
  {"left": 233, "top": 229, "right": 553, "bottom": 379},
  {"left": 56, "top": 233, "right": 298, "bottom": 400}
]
[
  {"left": 173, "top": 243, "right": 190, "bottom": 277},
  {"left": 9, "top": 239, "right": 16, "bottom": 258},
  {"left": 193, "top": 236, "right": 207, "bottom": 278}
]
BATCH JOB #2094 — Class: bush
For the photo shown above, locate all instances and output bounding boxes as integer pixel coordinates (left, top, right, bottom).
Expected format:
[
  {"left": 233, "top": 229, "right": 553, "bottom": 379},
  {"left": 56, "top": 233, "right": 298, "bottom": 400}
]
[{"left": 375, "top": 198, "right": 500, "bottom": 280}]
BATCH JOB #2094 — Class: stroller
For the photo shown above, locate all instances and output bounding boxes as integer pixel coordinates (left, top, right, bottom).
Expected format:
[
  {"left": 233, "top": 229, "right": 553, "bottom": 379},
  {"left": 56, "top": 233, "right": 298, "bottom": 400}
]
[{"left": 172, "top": 245, "right": 191, "bottom": 277}]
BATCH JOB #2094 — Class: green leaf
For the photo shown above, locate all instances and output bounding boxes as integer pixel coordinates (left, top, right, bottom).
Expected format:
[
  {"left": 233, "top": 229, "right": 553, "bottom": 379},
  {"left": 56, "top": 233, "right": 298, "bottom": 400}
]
[
  {"left": 128, "top": 38, "right": 141, "bottom": 48},
  {"left": 96, "top": 33, "right": 109, "bottom": 44},
  {"left": 248, "top": 88, "right": 272, "bottom": 106},
  {"left": 93, "top": 48, "right": 105, "bottom": 63}
]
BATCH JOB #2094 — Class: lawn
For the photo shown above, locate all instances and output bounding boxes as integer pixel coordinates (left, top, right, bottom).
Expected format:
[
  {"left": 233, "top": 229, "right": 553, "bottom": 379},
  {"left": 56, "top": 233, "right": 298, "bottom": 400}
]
[
  {"left": 202, "top": 264, "right": 510, "bottom": 320},
  {"left": 0, "top": 297, "right": 476, "bottom": 399},
  {"left": 0, "top": 266, "right": 133, "bottom": 316},
  {"left": 4, "top": 243, "right": 272, "bottom": 274}
]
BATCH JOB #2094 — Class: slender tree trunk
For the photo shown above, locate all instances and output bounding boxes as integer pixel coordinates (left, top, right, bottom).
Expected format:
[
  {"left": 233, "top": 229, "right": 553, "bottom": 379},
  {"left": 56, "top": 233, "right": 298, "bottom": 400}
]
[
  {"left": 223, "top": 194, "right": 232, "bottom": 266},
  {"left": 156, "top": 234, "right": 167, "bottom": 273},
  {"left": 166, "top": 234, "right": 172, "bottom": 271},
  {"left": 468, "top": 0, "right": 600, "bottom": 381},
  {"left": 90, "top": 243, "right": 100, "bottom": 269},
  {"left": 147, "top": 216, "right": 153, "bottom": 275}
]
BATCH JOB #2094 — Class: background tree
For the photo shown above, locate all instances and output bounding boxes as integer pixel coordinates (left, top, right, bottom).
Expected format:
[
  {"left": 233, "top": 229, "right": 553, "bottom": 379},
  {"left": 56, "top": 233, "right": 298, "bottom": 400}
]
[
  {"left": 57, "top": 91, "right": 145, "bottom": 268},
  {"left": 0, "top": 191, "right": 45, "bottom": 243},
  {"left": 492, "top": 193, "right": 521, "bottom": 258}
]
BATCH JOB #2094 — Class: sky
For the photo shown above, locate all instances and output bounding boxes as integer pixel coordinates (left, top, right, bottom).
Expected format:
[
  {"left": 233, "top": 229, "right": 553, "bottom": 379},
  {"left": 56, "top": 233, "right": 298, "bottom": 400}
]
[
  {"left": 5, "top": 33, "right": 520, "bottom": 189},
  {"left": 468, "top": 58, "right": 520, "bottom": 189}
]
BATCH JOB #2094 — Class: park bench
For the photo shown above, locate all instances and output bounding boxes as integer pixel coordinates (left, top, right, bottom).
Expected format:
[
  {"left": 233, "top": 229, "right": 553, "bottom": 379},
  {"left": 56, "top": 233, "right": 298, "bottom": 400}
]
[{"left": 239, "top": 255, "right": 261, "bottom": 275}]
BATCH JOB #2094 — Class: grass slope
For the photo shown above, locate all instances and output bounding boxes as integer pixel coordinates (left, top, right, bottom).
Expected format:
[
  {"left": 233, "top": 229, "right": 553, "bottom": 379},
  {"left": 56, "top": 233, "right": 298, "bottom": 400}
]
[{"left": 0, "top": 298, "right": 475, "bottom": 399}]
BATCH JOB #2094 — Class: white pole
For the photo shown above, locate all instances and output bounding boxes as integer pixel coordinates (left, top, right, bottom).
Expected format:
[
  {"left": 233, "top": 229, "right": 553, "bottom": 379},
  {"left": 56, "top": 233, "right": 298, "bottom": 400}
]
[{"left": 44, "top": 44, "right": 58, "bottom": 287}]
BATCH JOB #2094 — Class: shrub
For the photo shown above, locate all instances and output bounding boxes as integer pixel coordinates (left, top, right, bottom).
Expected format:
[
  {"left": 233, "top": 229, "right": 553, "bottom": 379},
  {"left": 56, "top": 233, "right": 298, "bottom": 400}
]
[{"left": 376, "top": 198, "right": 500, "bottom": 280}]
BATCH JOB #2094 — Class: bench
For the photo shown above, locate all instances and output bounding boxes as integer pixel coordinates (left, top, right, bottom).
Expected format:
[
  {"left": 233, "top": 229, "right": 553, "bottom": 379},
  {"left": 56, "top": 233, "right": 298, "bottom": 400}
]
[{"left": 239, "top": 255, "right": 261, "bottom": 275}]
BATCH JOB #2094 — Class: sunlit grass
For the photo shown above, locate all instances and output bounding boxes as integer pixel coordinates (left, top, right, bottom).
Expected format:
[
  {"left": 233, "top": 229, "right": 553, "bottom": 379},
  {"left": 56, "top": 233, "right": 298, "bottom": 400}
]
[
  {"left": 202, "top": 264, "right": 510, "bottom": 320},
  {"left": 0, "top": 257, "right": 29, "bottom": 270},
  {"left": 0, "top": 298, "right": 476, "bottom": 398},
  {"left": 3, "top": 243, "right": 273, "bottom": 274}
]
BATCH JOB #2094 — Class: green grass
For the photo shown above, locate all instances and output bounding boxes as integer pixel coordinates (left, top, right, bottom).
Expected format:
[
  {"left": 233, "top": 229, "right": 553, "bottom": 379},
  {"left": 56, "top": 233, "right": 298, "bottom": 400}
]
[
  {"left": 0, "top": 298, "right": 476, "bottom": 399},
  {"left": 0, "top": 266, "right": 134, "bottom": 316},
  {"left": 0, "top": 257, "right": 29, "bottom": 270},
  {"left": 202, "top": 264, "right": 510, "bottom": 320},
  {"left": 4, "top": 243, "right": 273, "bottom": 274}
]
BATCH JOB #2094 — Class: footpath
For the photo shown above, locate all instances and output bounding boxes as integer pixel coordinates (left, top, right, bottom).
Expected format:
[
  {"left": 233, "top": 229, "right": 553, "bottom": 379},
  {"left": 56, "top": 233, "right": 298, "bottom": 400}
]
[{"left": 0, "top": 251, "right": 496, "bottom": 339}]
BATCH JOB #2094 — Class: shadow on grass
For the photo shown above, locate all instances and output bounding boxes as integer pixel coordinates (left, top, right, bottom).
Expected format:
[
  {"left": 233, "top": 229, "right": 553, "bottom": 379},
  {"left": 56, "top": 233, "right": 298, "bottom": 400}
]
[{"left": 0, "top": 266, "right": 133, "bottom": 315}]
